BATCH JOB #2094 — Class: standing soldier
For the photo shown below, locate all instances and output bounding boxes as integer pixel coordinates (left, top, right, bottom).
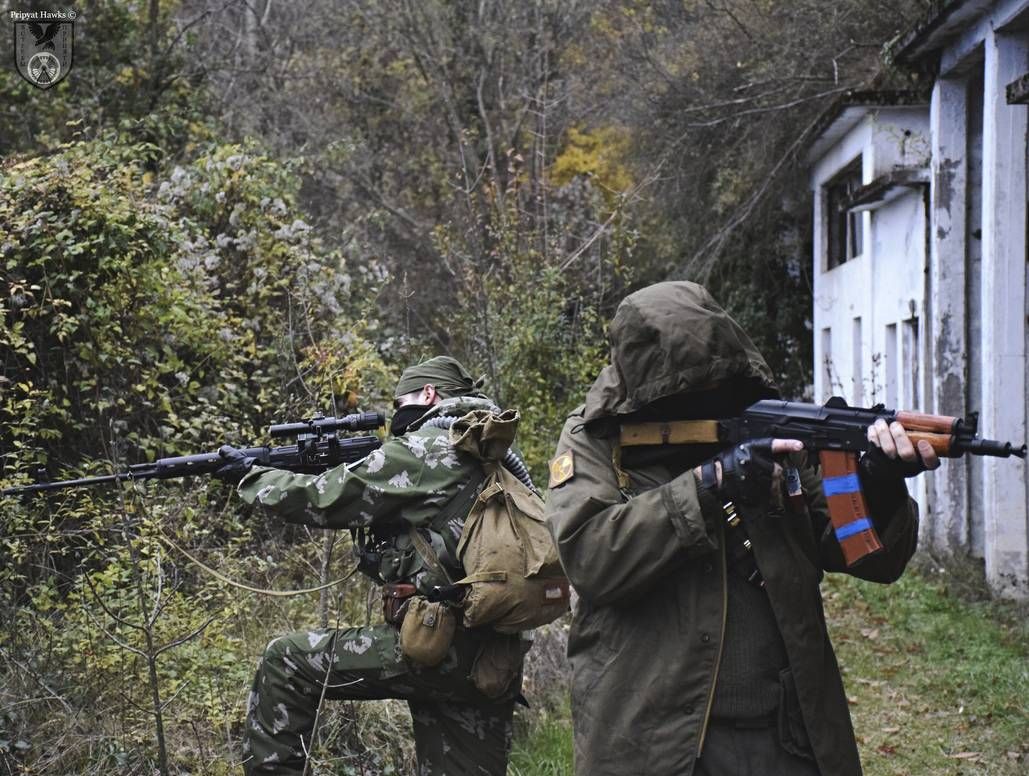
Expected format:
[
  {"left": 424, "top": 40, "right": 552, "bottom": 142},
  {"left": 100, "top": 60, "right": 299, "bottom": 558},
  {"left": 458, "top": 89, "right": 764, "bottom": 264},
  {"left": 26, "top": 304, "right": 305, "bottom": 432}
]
[
  {"left": 217, "top": 356, "right": 529, "bottom": 776},
  {"left": 544, "top": 282, "right": 939, "bottom": 776}
]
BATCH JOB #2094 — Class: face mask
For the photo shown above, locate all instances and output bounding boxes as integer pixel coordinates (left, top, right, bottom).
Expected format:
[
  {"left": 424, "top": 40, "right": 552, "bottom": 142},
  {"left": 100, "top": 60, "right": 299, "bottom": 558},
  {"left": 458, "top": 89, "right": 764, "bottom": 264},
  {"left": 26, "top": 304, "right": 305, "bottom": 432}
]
[{"left": 390, "top": 404, "right": 431, "bottom": 436}]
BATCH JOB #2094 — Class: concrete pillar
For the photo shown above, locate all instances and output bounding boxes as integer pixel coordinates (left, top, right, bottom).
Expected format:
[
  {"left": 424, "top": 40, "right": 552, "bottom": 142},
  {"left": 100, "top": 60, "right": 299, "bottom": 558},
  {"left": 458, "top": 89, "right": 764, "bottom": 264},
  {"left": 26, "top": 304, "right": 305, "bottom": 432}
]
[
  {"left": 812, "top": 183, "right": 825, "bottom": 402},
  {"left": 980, "top": 27, "right": 1028, "bottom": 597},
  {"left": 927, "top": 76, "right": 971, "bottom": 553}
]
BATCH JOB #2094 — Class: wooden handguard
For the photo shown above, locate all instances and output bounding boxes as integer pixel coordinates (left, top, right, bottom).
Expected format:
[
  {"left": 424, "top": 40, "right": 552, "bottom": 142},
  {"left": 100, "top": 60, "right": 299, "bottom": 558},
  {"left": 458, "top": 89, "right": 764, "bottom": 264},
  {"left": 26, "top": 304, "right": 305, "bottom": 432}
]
[
  {"left": 906, "top": 431, "right": 956, "bottom": 457},
  {"left": 819, "top": 450, "right": 883, "bottom": 566},
  {"left": 895, "top": 411, "right": 960, "bottom": 434}
]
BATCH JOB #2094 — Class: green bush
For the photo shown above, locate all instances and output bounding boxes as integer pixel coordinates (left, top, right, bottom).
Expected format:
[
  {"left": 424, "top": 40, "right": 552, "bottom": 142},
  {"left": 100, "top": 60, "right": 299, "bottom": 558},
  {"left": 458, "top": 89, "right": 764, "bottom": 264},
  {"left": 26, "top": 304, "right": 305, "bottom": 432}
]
[{"left": 0, "top": 135, "right": 392, "bottom": 773}]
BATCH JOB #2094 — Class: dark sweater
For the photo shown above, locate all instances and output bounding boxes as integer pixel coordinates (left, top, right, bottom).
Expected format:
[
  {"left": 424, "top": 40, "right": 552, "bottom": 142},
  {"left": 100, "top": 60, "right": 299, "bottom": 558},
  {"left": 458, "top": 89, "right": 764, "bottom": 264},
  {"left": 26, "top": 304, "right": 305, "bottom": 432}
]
[{"left": 710, "top": 572, "right": 788, "bottom": 719}]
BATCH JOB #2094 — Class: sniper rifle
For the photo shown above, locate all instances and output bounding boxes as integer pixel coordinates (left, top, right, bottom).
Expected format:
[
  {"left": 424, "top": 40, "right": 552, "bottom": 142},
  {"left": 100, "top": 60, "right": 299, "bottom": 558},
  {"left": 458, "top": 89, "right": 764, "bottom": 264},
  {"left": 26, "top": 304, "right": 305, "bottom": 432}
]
[{"left": 1, "top": 411, "right": 384, "bottom": 497}]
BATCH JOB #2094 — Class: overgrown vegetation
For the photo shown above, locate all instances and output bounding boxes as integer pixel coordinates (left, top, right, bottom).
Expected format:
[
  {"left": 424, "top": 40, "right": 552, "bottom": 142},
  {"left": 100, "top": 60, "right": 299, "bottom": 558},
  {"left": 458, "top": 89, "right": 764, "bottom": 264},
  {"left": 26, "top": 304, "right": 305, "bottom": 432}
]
[{"left": 2, "top": 1, "right": 1000, "bottom": 773}]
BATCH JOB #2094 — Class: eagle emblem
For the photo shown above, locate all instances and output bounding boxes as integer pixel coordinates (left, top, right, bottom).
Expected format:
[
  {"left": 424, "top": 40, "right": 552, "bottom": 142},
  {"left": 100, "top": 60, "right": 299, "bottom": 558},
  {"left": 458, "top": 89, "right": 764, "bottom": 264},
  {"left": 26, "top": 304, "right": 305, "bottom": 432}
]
[{"left": 28, "top": 22, "right": 61, "bottom": 49}]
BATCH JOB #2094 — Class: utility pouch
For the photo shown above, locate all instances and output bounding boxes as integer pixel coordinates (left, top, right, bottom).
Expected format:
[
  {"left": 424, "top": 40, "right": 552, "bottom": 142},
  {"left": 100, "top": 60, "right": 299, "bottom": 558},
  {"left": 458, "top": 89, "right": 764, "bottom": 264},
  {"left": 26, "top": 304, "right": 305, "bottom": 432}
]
[
  {"left": 470, "top": 632, "right": 529, "bottom": 699},
  {"left": 399, "top": 597, "right": 456, "bottom": 667},
  {"left": 777, "top": 668, "right": 815, "bottom": 760},
  {"left": 382, "top": 582, "right": 417, "bottom": 627}
]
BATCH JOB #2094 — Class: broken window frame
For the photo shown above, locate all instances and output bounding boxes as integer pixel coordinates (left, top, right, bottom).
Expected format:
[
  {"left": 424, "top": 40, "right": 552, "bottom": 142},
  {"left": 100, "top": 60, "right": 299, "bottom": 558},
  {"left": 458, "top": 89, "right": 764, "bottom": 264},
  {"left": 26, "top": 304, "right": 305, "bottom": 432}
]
[{"left": 825, "top": 157, "right": 864, "bottom": 270}]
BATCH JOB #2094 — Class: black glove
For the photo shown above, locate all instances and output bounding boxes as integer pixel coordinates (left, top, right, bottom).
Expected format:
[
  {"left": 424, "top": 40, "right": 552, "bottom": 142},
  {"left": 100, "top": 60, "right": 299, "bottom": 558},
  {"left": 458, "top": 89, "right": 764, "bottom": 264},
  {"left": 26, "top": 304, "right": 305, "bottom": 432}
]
[
  {"left": 698, "top": 438, "right": 778, "bottom": 506},
  {"left": 859, "top": 445, "right": 927, "bottom": 486},
  {"left": 212, "top": 444, "right": 256, "bottom": 485}
]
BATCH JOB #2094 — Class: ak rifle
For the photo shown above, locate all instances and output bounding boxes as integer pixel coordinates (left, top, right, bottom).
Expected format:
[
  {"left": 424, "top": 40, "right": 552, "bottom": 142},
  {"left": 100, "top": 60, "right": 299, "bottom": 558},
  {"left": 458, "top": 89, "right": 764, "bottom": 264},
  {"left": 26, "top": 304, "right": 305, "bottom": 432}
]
[{"left": 620, "top": 397, "right": 1026, "bottom": 566}]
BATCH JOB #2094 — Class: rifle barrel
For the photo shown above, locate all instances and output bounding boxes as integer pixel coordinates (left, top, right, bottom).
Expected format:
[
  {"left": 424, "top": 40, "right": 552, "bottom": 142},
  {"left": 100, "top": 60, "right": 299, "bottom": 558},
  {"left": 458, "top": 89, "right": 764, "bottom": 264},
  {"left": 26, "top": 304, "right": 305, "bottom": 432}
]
[
  {"left": 960, "top": 438, "right": 1028, "bottom": 458},
  {"left": 1, "top": 470, "right": 155, "bottom": 496},
  {"left": 1, "top": 434, "right": 382, "bottom": 497}
]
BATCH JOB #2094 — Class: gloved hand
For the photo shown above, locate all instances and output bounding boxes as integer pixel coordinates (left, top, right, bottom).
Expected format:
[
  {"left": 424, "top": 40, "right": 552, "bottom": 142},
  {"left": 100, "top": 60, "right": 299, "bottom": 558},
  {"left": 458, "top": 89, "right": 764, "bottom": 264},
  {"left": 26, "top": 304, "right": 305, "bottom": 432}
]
[
  {"left": 212, "top": 444, "right": 256, "bottom": 485},
  {"left": 697, "top": 438, "right": 780, "bottom": 506},
  {"left": 860, "top": 418, "right": 940, "bottom": 486}
]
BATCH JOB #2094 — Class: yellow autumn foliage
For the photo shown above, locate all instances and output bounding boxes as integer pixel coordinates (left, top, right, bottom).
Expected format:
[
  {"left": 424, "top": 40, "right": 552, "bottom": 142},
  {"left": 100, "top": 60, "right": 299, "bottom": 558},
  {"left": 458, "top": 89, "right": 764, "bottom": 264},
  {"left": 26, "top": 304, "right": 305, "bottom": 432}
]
[{"left": 550, "top": 126, "right": 634, "bottom": 201}]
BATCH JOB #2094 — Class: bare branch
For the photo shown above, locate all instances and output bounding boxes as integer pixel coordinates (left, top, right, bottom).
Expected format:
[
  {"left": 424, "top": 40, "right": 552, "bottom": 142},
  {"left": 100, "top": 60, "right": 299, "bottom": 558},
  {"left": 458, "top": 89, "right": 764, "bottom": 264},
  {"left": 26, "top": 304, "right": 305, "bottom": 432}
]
[
  {"left": 0, "top": 647, "right": 75, "bottom": 714},
  {"left": 154, "top": 617, "right": 216, "bottom": 657}
]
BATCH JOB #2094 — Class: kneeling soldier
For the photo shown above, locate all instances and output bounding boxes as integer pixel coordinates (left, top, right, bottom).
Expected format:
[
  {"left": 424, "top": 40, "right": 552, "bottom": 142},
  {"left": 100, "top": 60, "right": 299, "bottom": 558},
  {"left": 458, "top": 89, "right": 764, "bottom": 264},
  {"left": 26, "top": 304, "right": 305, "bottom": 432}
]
[{"left": 219, "top": 357, "right": 529, "bottom": 776}]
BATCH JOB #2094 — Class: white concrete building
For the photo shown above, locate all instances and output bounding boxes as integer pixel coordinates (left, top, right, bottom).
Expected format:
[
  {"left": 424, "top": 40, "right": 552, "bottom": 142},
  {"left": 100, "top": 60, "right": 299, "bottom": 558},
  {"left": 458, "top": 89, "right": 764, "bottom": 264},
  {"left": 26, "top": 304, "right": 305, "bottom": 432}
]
[{"left": 808, "top": 0, "right": 1029, "bottom": 597}]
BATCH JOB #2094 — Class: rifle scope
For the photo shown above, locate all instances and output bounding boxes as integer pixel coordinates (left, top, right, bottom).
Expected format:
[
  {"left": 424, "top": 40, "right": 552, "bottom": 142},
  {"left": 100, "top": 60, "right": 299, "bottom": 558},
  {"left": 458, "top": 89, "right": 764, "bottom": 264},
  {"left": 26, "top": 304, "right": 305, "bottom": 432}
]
[{"left": 268, "top": 412, "right": 384, "bottom": 438}]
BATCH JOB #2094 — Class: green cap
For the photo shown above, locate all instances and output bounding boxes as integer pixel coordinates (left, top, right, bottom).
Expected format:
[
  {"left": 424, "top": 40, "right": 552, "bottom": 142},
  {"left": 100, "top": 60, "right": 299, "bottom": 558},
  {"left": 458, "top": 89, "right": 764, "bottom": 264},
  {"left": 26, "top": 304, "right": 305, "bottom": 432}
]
[{"left": 394, "top": 355, "right": 482, "bottom": 399}]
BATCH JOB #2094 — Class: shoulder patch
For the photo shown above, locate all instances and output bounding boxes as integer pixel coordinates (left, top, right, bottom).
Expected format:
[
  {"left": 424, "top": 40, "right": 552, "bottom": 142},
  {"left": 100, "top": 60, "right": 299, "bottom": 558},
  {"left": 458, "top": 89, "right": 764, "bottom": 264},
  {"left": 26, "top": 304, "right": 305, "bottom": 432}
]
[{"left": 549, "top": 450, "right": 575, "bottom": 488}]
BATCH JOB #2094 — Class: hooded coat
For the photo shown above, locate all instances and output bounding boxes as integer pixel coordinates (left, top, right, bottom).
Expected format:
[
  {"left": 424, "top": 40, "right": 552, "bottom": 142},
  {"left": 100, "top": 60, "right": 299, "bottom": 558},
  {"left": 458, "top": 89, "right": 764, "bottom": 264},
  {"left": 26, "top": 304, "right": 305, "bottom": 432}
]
[{"left": 545, "top": 282, "right": 918, "bottom": 776}]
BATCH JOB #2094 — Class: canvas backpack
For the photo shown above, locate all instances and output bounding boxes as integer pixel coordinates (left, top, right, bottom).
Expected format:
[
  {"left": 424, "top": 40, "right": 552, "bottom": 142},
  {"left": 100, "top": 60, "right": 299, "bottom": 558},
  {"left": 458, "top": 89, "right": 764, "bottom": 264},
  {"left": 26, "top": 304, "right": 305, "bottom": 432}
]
[{"left": 435, "top": 409, "right": 570, "bottom": 633}]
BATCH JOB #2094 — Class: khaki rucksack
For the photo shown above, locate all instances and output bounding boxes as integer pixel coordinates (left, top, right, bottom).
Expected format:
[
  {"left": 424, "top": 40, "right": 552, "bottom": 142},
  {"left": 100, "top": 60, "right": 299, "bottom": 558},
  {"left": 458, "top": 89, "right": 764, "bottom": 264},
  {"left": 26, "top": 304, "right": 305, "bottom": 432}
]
[{"left": 448, "top": 409, "right": 570, "bottom": 633}]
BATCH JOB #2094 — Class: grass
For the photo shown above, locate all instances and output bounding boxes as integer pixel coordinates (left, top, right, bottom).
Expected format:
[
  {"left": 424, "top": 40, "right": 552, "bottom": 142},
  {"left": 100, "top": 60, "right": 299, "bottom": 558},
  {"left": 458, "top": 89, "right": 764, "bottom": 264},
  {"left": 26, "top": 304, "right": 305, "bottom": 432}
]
[
  {"left": 510, "top": 703, "right": 574, "bottom": 776},
  {"left": 512, "top": 566, "right": 1028, "bottom": 776},
  {"left": 824, "top": 567, "right": 1028, "bottom": 775}
]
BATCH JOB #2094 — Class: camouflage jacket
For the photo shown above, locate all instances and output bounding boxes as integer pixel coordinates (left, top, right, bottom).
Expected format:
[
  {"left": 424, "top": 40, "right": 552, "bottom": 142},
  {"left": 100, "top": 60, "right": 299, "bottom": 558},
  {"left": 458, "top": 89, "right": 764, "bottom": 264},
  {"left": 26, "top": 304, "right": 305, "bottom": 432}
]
[{"left": 237, "top": 396, "right": 497, "bottom": 592}]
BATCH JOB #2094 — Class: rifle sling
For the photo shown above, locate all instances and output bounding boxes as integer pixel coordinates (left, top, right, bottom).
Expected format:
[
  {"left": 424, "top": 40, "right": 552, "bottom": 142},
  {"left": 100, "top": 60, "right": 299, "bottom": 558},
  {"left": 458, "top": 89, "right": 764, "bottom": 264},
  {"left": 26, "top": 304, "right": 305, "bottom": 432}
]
[
  {"left": 620, "top": 420, "right": 721, "bottom": 446},
  {"left": 407, "top": 462, "right": 489, "bottom": 586}
]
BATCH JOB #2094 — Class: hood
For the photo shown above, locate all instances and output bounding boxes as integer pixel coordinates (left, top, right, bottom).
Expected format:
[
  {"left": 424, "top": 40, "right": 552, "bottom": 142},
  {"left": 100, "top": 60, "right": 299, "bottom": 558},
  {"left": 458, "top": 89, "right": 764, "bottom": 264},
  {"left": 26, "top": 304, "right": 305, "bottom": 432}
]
[{"left": 583, "top": 281, "right": 778, "bottom": 422}]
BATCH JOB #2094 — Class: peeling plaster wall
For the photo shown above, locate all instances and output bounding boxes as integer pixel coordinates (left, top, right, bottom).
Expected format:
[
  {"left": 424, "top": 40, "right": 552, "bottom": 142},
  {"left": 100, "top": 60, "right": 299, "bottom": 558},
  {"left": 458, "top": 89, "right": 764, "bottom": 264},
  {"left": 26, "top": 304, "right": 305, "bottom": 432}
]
[
  {"left": 812, "top": 109, "right": 932, "bottom": 517},
  {"left": 929, "top": 77, "right": 971, "bottom": 556},
  {"left": 814, "top": 0, "right": 1029, "bottom": 597},
  {"left": 926, "top": 7, "right": 1028, "bottom": 597},
  {"left": 977, "top": 24, "right": 1028, "bottom": 596}
]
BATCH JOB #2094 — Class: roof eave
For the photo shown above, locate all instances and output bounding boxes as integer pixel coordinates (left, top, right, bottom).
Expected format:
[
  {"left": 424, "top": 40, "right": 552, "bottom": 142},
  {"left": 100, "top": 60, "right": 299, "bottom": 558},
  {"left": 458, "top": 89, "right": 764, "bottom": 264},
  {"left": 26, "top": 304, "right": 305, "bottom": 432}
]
[
  {"left": 805, "top": 91, "right": 929, "bottom": 165},
  {"left": 889, "top": 0, "right": 996, "bottom": 67}
]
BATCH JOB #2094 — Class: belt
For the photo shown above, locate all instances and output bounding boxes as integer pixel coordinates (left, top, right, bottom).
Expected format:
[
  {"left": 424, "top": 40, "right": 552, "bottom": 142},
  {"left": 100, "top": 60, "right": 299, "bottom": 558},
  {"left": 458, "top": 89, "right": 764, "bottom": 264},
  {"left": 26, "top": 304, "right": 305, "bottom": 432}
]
[{"left": 708, "top": 713, "right": 777, "bottom": 730}]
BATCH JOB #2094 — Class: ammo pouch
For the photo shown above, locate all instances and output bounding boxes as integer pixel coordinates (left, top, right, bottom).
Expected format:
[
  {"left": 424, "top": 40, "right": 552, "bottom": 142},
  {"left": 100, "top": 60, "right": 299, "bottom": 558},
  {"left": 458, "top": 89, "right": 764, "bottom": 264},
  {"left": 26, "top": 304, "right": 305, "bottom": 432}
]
[{"left": 399, "top": 597, "right": 457, "bottom": 667}]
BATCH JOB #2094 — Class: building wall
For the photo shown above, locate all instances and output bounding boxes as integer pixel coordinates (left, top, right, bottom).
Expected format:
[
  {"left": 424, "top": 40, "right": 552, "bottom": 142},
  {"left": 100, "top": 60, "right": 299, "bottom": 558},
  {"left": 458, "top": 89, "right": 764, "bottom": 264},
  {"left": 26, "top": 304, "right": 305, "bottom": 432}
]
[
  {"left": 813, "top": 0, "right": 1029, "bottom": 597},
  {"left": 812, "top": 109, "right": 932, "bottom": 516},
  {"left": 930, "top": 9, "right": 1029, "bottom": 596}
]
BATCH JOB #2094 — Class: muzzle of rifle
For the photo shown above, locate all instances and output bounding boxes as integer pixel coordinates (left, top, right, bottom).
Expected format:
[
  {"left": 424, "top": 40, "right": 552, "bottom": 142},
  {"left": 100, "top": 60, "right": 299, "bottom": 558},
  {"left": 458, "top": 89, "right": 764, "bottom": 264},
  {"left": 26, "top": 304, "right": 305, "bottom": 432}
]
[{"left": 959, "top": 438, "right": 1027, "bottom": 458}]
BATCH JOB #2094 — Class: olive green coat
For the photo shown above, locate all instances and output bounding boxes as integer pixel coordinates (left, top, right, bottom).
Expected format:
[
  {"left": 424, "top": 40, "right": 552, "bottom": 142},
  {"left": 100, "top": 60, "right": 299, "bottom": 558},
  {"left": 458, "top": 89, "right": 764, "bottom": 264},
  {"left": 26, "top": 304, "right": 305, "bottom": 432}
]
[{"left": 545, "top": 282, "right": 918, "bottom": 776}]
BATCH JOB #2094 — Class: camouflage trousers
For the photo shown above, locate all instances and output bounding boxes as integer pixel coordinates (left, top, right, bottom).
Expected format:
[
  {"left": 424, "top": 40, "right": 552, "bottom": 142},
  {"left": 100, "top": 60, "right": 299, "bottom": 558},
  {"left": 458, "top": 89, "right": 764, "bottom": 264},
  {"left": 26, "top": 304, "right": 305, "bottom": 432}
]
[{"left": 242, "top": 623, "right": 518, "bottom": 776}]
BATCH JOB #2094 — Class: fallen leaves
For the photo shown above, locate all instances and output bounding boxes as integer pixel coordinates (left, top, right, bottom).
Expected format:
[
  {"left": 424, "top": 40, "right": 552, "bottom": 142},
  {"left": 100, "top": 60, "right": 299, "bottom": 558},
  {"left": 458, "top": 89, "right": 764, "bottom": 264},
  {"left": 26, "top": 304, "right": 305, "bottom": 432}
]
[{"left": 945, "top": 751, "right": 981, "bottom": 761}]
